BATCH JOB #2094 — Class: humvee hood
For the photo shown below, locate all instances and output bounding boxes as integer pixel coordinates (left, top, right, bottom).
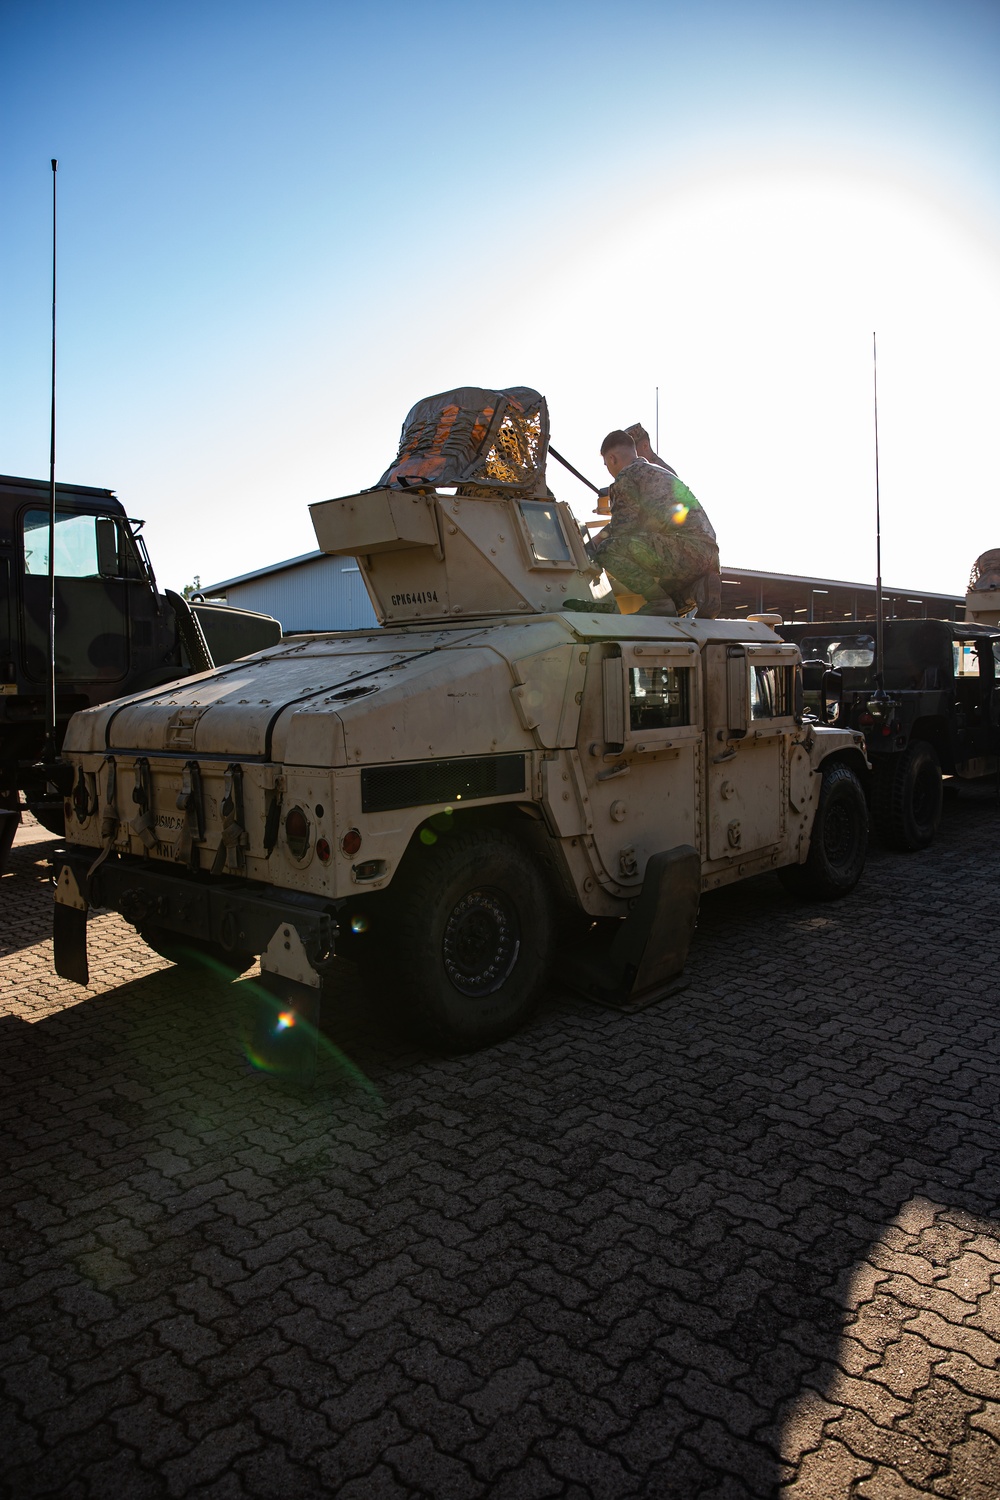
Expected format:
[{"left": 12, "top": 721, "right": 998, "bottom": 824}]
[
  {"left": 60, "top": 622, "right": 580, "bottom": 765},
  {"left": 62, "top": 627, "right": 501, "bottom": 762}
]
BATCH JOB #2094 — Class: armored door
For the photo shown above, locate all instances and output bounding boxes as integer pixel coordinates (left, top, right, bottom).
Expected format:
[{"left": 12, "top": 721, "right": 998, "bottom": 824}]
[
  {"left": 19, "top": 507, "right": 130, "bottom": 684},
  {"left": 704, "top": 641, "right": 798, "bottom": 862},
  {"left": 586, "top": 640, "right": 702, "bottom": 887}
]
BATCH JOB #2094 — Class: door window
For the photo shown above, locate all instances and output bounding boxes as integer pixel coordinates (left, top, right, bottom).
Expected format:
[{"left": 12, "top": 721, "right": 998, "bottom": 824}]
[
  {"left": 23, "top": 509, "right": 121, "bottom": 578},
  {"left": 751, "top": 663, "right": 794, "bottom": 719},
  {"left": 629, "top": 665, "right": 691, "bottom": 731}
]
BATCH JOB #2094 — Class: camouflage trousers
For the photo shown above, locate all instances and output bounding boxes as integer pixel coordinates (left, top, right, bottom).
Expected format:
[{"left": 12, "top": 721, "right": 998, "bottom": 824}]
[{"left": 595, "top": 527, "right": 722, "bottom": 616}]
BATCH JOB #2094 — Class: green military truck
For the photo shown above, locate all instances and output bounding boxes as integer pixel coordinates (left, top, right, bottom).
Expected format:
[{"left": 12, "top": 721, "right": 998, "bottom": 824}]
[
  {"left": 52, "top": 387, "right": 870, "bottom": 1059},
  {"left": 1, "top": 474, "right": 280, "bottom": 857},
  {"left": 778, "top": 618, "right": 1000, "bottom": 850}
]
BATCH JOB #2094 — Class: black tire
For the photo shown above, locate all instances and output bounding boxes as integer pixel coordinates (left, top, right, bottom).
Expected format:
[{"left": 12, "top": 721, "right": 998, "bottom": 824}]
[
  {"left": 779, "top": 761, "right": 867, "bottom": 900},
  {"left": 871, "top": 741, "right": 943, "bottom": 851},
  {"left": 359, "top": 828, "right": 551, "bottom": 1052},
  {"left": 26, "top": 802, "right": 66, "bottom": 837},
  {"left": 138, "top": 925, "right": 255, "bottom": 978}
]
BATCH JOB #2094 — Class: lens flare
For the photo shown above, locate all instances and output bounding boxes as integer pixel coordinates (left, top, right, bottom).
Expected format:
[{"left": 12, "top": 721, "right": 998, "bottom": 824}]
[
  {"left": 671, "top": 503, "right": 689, "bottom": 525},
  {"left": 276, "top": 1011, "right": 296, "bottom": 1031},
  {"left": 419, "top": 828, "right": 437, "bottom": 845},
  {"left": 350, "top": 914, "right": 368, "bottom": 934}
]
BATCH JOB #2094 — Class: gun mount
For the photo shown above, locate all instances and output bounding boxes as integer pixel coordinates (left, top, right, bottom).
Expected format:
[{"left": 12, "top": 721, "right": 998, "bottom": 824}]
[{"left": 310, "top": 385, "right": 604, "bottom": 624}]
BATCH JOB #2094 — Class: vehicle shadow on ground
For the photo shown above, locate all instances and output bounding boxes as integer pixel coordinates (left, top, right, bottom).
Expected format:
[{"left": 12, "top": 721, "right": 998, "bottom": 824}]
[
  {"left": 2, "top": 790, "right": 999, "bottom": 1495},
  {"left": 1, "top": 821, "right": 61, "bottom": 958}
]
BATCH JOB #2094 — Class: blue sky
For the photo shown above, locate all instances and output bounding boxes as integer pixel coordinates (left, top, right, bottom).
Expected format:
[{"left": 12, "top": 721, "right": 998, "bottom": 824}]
[{"left": 2, "top": 0, "right": 998, "bottom": 596}]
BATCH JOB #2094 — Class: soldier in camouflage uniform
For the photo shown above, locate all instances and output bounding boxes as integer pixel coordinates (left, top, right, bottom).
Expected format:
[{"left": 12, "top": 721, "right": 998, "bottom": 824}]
[{"left": 592, "top": 430, "right": 721, "bottom": 617}]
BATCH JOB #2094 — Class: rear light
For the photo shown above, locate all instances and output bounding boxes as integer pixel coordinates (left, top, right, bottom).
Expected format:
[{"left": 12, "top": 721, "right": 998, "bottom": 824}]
[
  {"left": 341, "top": 828, "right": 362, "bottom": 857},
  {"left": 316, "top": 838, "right": 331, "bottom": 863},
  {"left": 284, "top": 806, "right": 310, "bottom": 859}
]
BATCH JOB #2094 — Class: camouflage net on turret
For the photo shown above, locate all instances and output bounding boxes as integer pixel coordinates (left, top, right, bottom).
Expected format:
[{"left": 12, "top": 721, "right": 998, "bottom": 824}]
[
  {"left": 969, "top": 550, "right": 1000, "bottom": 591},
  {"left": 377, "top": 387, "right": 549, "bottom": 496}
]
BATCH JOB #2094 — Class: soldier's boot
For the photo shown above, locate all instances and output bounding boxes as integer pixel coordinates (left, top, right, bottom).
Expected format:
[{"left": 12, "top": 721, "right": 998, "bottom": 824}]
[
  {"left": 692, "top": 570, "right": 723, "bottom": 620},
  {"left": 637, "top": 595, "right": 679, "bottom": 617}
]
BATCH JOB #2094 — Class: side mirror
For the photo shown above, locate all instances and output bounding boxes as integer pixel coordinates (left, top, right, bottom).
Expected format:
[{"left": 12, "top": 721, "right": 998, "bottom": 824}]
[
  {"left": 821, "top": 668, "right": 843, "bottom": 724},
  {"left": 95, "top": 517, "right": 121, "bottom": 578},
  {"left": 726, "top": 646, "right": 748, "bottom": 739}
]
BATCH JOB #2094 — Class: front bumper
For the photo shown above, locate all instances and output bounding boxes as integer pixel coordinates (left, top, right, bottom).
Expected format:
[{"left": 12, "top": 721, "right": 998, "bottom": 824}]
[{"left": 53, "top": 845, "right": 341, "bottom": 989}]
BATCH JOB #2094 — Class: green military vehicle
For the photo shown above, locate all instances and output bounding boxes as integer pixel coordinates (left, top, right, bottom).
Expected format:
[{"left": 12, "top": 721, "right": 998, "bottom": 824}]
[
  {"left": 52, "top": 388, "right": 869, "bottom": 1059},
  {"left": 778, "top": 618, "right": 1000, "bottom": 850},
  {"left": 0, "top": 474, "right": 280, "bottom": 859}
]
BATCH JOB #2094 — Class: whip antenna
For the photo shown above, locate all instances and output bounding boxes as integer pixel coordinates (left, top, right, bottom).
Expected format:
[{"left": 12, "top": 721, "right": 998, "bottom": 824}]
[
  {"left": 45, "top": 158, "right": 58, "bottom": 759},
  {"left": 872, "top": 331, "right": 884, "bottom": 687}
]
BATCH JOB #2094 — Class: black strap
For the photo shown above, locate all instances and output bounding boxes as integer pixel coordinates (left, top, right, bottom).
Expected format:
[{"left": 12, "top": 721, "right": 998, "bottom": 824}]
[{"left": 548, "top": 445, "right": 602, "bottom": 496}]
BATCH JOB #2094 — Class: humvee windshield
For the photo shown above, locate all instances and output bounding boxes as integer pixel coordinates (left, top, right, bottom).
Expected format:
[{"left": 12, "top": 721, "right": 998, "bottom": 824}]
[{"left": 799, "top": 635, "right": 875, "bottom": 671}]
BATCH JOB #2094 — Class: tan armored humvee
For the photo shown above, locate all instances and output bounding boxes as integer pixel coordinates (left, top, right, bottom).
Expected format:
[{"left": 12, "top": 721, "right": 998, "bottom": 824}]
[{"left": 54, "top": 387, "right": 868, "bottom": 1058}]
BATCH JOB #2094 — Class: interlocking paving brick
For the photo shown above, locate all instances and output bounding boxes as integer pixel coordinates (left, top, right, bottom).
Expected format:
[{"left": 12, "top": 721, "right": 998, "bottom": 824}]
[{"left": 5, "top": 797, "right": 1000, "bottom": 1496}]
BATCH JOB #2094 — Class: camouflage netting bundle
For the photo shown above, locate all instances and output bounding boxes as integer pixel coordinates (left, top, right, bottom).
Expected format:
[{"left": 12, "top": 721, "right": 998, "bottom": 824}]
[
  {"left": 969, "top": 550, "right": 1000, "bottom": 591},
  {"left": 377, "top": 387, "right": 549, "bottom": 495}
]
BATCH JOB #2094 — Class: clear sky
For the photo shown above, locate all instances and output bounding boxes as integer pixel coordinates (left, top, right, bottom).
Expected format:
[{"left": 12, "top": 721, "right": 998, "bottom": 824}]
[{"left": 2, "top": 0, "right": 998, "bottom": 598}]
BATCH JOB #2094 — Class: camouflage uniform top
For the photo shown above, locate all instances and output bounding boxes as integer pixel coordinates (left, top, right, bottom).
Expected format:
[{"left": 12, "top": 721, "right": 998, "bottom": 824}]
[{"left": 601, "top": 459, "right": 716, "bottom": 545}]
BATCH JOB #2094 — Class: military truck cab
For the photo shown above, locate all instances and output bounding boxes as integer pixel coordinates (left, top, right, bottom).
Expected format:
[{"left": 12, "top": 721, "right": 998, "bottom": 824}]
[
  {"left": 53, "top": 388, "right": 868, "bottom": 1058},
  {"left": 0, "top": 474, "right": 280, "bottom": 844},
  {"left": 779, "top": 618, "right": 1000, "bottom": 851}
]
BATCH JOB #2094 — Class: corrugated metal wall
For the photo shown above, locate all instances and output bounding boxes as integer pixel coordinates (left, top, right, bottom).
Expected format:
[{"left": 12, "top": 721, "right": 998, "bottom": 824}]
[{"left": 214, "top": 555, "right": 378, "bottom": 632}]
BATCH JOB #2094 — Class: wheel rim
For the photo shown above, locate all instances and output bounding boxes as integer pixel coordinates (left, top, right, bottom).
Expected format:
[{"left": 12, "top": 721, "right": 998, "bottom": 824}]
[
  {"left": 442, "top": 887, "right": 521, "bottom": 997},
  {"left": 822, "top": 794, "right": 856, "bottom": 866}
]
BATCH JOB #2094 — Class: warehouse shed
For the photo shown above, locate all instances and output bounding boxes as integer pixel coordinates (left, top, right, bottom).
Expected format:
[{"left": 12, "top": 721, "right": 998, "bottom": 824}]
[
  {"left": 202, "top": 548, "right": 962, "bottom": 636},
  {"left": 200, "top": 550, "right": 377, "bottom": 633}
]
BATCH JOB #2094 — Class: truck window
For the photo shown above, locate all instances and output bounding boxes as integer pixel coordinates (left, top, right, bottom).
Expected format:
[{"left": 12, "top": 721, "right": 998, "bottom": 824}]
[
  {"left": 751, "top": 664, "right": 793, "bottom": 719},
  {"left": 518, "top": 502, "right": 571, "bottom": 563},
  {"left": 23, "top": 509, "right": 119, "bottom": 579},
  {"left": 830, "top": 640, "right": 874, "bottom": 669},
  {"left": 953, "top": 643, "right": 980, "bottom": 677},
  {"left": 629, "top": 665, "right": 690, "bottom": 730}
]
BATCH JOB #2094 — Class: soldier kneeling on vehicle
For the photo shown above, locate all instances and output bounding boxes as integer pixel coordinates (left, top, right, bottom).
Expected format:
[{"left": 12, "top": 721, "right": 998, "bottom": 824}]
[{"left": 591, "top": 429, "right": 722, "bottom": 618}]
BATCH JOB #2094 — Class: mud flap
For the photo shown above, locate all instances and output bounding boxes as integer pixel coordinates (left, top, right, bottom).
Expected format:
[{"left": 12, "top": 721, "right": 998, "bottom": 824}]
[
  {"left": 0, "top": 809, "right": 19, "bottom": 874},
  {"left": 249, "top": 971, "right": 322, "bottom": 1082},
  {"left": 53, "top": 901, "right": 89, "bottom": 985},
  {"left": 569, "top": 845, "right": 701, "bottom": 1012}
]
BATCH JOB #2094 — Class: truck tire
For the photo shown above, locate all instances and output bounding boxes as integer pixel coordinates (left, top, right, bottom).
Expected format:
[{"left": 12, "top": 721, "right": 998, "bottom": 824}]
[
  {"left": 779, "top": 761, "right": 867, "bottom": 900},
  {"left": 26, "top": 802, "right": 66, "bottom": 837},
  {"left": 362, "top": 829, "right": 551, "bottom": 1052},
  {"left": 138, "top": 925, "right": 254, "bottom": 978},
  {"left": 871, "top": 740, "right": 942, "bottom": 851}
]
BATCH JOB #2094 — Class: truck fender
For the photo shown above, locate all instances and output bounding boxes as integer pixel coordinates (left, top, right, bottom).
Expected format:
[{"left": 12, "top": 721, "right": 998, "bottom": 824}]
[{"left": 566, "top": 845, "right": 700, "bottom": 1011}]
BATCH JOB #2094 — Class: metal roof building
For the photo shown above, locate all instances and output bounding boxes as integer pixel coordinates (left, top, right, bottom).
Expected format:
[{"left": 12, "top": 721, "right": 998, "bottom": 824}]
[
  {"left": 201, "top": 552, "right": 963, "bottom": 633},
  {"left": 201, "top": 551, "right": 377, "bottom": 633}
]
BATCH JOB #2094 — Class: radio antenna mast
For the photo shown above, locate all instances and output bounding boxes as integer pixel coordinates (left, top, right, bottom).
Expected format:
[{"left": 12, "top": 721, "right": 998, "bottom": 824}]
[
  {"left": 872, "top": 331, "right": 884, "bottom": 688},
  {"left": 44, "top": 158, "right": 59, "bottom": 760}
]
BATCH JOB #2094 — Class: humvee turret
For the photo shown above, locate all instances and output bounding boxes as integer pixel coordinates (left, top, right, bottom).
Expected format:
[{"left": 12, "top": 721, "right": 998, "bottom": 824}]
[{"left": 53, "top": 387, "right": 868, "bottom": 1058}]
